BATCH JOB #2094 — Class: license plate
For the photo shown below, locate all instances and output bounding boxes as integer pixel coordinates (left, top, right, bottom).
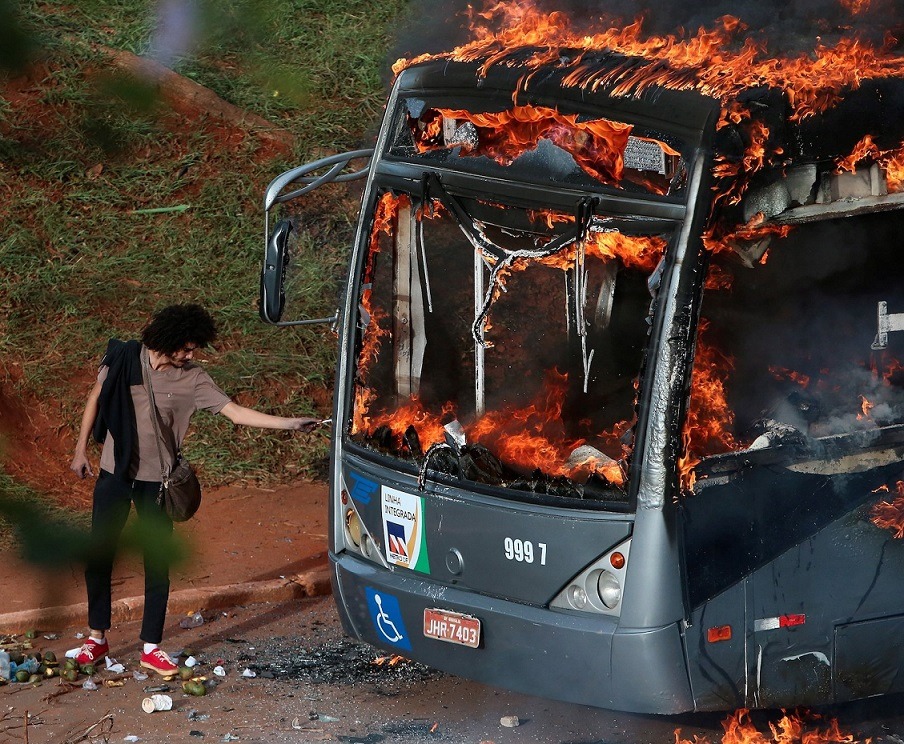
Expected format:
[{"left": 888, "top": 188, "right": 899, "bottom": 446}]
[{"left": 423, "top": 608, "right": 481, "bottom": 648}]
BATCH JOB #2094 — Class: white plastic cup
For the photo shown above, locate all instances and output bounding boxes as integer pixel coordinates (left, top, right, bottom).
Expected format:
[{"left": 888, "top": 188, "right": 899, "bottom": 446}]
[{"left": 141, "top": 694, "right": 173, "bottom": 713}]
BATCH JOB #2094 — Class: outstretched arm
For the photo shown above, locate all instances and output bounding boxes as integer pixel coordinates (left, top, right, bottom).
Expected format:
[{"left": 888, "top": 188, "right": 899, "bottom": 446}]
[
  {"left": 219, "top": 401, "right": 321, "bottom": 432},
  {"left": 71, "top": 379, "right": 103, "bottom": 479}
]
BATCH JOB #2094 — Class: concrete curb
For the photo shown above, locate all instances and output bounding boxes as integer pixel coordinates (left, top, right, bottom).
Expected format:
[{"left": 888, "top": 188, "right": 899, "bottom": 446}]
[{"left": 0, "top": 565, "right": 333, "bottom": 635}]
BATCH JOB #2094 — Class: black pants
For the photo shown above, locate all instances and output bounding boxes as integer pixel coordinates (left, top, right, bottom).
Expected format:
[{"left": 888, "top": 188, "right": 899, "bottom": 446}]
[{"left": 84, "top": 471, "right": 173, "bottom": 644}]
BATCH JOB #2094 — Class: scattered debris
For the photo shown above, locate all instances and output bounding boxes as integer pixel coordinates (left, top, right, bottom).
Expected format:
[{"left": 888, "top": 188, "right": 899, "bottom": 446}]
[
  {"left": 123, "top": 736, "right": 140, "bottom": 743},
  {"left": 244, "top": 637, "right": 442, "bottom": 686},
  {"left": 62, "top": 712, "right": 114, "bottom": 743},
  {"left": 240, "top": 668, "right": 256, "bottom": 678},
  {"left": 105, "top": 657, "right": 125, "bottom": 674},
  {"left": 132, "top": 671, "right": 149, "bottom": 681},
  {"left": 188, "top": 710, "right": 210, "bottom": 722},
  {"left": 142, "top": 694, "right": 173, "bottom": 713},
  {"left": 183, "top": 680, "right": 207, "bottom": 696},
  {"left": 500, "top": 715, "right": 521, "bottom": 728},
  {"left": 213, "top": 666, "right": 226, "bottom": 677},
  {"left": 180, "top": 612, "right": 205, "bottom": 629},
  {"left": 184, "top": 656, "right": 198, "bottom": 668}
]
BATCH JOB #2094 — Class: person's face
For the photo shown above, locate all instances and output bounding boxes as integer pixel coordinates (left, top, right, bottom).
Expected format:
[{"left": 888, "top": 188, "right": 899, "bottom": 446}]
[{"left": 167, "top": 343, "right": 199, "bottom": 367}]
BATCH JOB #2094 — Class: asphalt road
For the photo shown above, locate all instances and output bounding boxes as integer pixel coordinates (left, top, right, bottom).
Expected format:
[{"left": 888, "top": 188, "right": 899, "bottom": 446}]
[{"left": 6, "top": 594, "right": 904, "bottom": 744}]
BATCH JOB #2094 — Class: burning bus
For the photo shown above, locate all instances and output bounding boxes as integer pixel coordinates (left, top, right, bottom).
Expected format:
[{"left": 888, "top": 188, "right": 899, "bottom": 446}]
[{"left": 260, "top": 6, "right": 904, "bottom": 713}]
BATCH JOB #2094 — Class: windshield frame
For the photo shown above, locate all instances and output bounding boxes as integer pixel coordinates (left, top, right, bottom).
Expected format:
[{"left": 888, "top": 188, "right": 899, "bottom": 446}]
[{"left": 341, "top": 177, "right": 687, "bottom": 511}]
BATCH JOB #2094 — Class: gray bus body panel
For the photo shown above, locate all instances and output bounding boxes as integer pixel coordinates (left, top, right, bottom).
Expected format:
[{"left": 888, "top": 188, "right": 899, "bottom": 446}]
[
  {"left": 684, "top": 456, "right": 904, "bottom": 709},
  {"left": 331, "top": 553, "right": 694, "bottom": 713},
  {"left": 342, "top": 455, "right": 633, "bottom": 605}
]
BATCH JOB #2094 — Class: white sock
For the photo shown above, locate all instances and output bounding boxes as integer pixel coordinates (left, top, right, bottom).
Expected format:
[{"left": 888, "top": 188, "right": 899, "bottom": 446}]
[
  {"left": 89, "top": 632, "right": 105, "bottom": 642},
  {"left": 143, "top": 643, "right": 158, "bottom": 654}
]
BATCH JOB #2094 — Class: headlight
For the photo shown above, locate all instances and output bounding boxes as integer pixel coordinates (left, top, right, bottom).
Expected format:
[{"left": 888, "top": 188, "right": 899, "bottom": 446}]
[
  {"left": 550, "top": 538, "right": 630, "bottom": 616},
  {"left": 345, "top": 508, "right": 362, "bottom": 547},
  {"left": 597, "top": 570, "right": 621, "bottom": 609}
]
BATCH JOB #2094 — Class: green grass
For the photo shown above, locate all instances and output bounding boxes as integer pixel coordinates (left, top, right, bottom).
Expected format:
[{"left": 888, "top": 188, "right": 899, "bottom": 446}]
[{"left": 1, "top": 0, "right": 409, "bottom": 488}]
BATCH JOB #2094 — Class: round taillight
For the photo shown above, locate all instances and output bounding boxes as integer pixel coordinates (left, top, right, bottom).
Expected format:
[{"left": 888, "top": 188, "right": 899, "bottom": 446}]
[{"left": 610, "top": 551, "right": 625, "bottom": 570}]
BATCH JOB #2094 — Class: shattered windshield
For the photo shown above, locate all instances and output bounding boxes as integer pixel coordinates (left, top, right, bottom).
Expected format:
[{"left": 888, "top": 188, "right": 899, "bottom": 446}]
[
  {"left": 388, "top": 97, "right": 688, "bottom": 197},
  {"left": 685, "top": 210, "right": 904, "bottom": 491},
  {"left": 347, "top": 189, "right": 672, "bottom": 503}
]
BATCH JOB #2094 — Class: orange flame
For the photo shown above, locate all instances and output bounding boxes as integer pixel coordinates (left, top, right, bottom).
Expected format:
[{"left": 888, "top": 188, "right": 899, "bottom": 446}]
[
  {"left": 836, "top": 134, "right": 881, "bottom": 173},
  {"left": 703, "top": 215, "right": 794, "bottom": 257},
  {"left": 769, "top": 366, "right": 811, "bottom": 390},
  {"left": 393, "top": 2, "right": 904, "bottom": 208},
  {"left": 355, "top": 370, "right": 629, "bottom": 486},
  {"left": 468, "top": 369, "right": 627, "bottom": 484},
  {"left": 395, "top": 5, "right": 904, "bottom": 124},
  {"left": 681, "top": 319, "right": 737, "bottom": 491},
  {"left": 875, "top": 355, "right": 904, "bottom": 384},
  {"left": 359, "top": 396, "right": 454, "bottom": 451},
  {"left": 857, "top": 395, "right": 874, "bottom": 420},
  {"left": 675, "top": 708, "right": 865, "bottom": 744},
  {"left": 835, "top": 138, "right": 904, "bottom": 193},
  {"left": 839, "top": 0, "right": 872, "bottom": 15},
  {"left": 352, "top": 193, "right": 402, "bottom": 436},
  {"left": 414, "top": 105, "right": 634, "bottom": 186},
  {"left": 880, "top": 145, "right": 904, "bottom": 193},
  {"left": 871, "top": 481, "right": 904, "bottom": 538},
  {"left": 503, "top": 226, "right": 666, "bottom": 274}
]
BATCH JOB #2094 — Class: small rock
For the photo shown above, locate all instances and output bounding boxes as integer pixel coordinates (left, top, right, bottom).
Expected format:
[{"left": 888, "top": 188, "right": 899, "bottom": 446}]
[
  {"left": 500, "top": 716, "right": 520, "bottom": 728},
  {"left": 222, "top": 735, "right": 239, "bottom": 742},
  {"left": 123, "top": 736, "right": 140, "bottom": 742},
  {"left": 189, "top": 731, "right": 204, "bottom": 738}
]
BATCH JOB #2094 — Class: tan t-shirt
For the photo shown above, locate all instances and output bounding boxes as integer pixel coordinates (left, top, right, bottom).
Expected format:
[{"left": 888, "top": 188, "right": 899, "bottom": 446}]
[{"left": 98, "top": 358, "right": 231, "bottom": 481}]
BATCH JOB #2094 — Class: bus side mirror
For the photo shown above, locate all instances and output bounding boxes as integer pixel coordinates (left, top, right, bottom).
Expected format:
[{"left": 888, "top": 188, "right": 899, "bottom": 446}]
[{"left": 260, "top": 219, "right": 293, "bottom": 324}]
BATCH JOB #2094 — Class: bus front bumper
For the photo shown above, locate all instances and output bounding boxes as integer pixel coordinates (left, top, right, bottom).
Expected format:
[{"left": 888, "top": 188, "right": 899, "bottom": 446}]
[{"left": 330, "top": 552, "right": 695, "bottom": 714}]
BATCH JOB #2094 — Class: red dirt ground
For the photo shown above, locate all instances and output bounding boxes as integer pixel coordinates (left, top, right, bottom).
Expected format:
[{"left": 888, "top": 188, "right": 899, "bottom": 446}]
[{"left": 0, "top": 364, "right": 331, "bottom": 608}]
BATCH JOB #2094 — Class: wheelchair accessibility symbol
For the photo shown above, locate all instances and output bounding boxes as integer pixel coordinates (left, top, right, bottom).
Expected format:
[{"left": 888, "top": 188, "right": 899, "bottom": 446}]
[{"left": 365, "top": 587, "right": 411, "bottom": 651}]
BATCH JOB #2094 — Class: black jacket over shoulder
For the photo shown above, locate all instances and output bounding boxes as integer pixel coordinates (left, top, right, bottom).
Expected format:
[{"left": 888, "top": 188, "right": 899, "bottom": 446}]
[{"left": 92, "top": 338, "right": 142, "bottom": 479}]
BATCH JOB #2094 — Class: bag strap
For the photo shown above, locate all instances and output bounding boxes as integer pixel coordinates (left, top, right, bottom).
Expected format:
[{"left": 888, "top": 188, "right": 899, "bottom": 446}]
[{"left": 140, "top": 346, "right": 170, "bottom": 492}]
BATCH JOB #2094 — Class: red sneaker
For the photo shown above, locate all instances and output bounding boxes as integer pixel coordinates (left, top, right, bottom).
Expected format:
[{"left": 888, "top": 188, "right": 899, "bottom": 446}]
[
  {"left": 140, "top": 647, "right": 178, "bottom": 676},
  {"left": 75, "top": 637, "right": 109, "bottom": 665}
]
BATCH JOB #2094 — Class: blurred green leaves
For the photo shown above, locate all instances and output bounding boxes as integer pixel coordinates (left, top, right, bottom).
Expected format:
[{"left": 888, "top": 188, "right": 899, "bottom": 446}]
[{"left": 0, "top": 0, "right": 38, "bottom": 74}]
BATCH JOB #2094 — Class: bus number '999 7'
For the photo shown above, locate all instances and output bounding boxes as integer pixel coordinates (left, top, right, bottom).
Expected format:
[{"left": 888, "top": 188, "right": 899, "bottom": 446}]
[{"left": 504, "top": 537, "right": 547, "bottom": 565}]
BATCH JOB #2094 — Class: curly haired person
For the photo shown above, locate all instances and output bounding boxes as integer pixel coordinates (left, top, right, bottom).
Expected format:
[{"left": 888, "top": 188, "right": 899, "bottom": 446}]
[{"left": 70, "top": 304, "right": 320, "bottom": 675}]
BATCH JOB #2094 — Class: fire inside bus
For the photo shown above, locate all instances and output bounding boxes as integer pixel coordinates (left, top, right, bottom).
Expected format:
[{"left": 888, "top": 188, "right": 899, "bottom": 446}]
[{"left": 260, "top": 31, "right": 904, "bottom": 713}]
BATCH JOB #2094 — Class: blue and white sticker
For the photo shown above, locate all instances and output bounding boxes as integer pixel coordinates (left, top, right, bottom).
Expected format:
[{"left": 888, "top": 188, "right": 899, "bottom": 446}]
[
  {"left": 381, "top": 486, "right": 430, "bottom": 573},
  {"left": 365, "top": 587, "right": 411, "bottom": 651}
]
